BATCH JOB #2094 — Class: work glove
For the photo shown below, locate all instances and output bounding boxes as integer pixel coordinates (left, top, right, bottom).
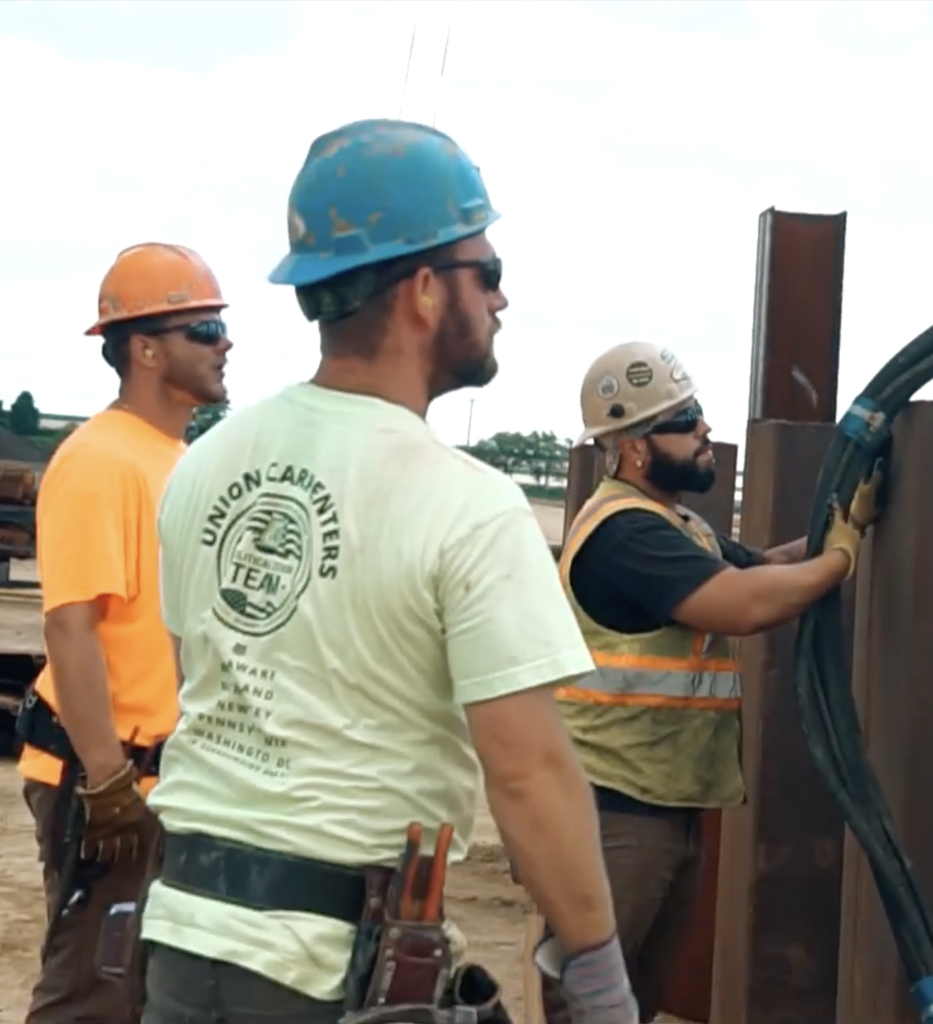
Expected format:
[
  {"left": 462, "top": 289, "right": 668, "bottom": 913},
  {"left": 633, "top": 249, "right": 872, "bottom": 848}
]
[
  {"left": 535, "top": 931, "right": 639, "bottom": 1024},
  {"left": 76, "top": 760, "right": 157, "bottom": 864},
  {"left": 822, "top": 501, "right": 862, "bottom": 580},
  {"left": 847, "top": 456, "right": 889, "bottom": 532}
]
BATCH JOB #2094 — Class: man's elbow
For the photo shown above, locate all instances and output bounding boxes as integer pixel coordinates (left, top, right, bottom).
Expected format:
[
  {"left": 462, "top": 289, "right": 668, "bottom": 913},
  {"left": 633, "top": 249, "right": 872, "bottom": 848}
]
[
  {"left": 723, "top": 612, "right": 764, "bottom": 638},
  {"left": 43, "top": 600, "right": 103, "bottom": 645},
  {"left": 672, "top": 598, "right": 763, "bottom": 638},
  {"left": 680, "top": 597, "right": 784, "bottom": 638},
  {"left": 467, "top": 689, "right": 577, "bottom": 794}
]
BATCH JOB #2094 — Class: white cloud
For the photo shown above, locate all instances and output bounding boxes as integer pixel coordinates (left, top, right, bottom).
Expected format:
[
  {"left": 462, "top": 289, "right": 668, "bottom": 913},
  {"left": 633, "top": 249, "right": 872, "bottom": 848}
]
[{"left": 1, "top": 0, "right": 933, "bottom": 449}]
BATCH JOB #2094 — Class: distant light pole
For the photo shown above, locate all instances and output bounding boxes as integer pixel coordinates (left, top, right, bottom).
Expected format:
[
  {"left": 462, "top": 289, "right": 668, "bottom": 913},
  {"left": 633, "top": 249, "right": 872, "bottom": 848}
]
[{"left": 465, "top": 397, "right": 476, "bottom": 447}]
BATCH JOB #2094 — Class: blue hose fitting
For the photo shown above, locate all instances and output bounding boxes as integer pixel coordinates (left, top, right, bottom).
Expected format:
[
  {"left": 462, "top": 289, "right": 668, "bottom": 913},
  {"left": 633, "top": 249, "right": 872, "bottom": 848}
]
[{"left": 910, "top": 975, "right": 933, "bottom": 1021}]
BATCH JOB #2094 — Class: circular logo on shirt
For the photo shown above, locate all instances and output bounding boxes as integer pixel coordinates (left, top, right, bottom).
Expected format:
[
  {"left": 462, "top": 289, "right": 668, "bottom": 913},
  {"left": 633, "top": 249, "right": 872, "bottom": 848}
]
[{"left": 213, "top": 493, "right": 313, "bottom": 637}]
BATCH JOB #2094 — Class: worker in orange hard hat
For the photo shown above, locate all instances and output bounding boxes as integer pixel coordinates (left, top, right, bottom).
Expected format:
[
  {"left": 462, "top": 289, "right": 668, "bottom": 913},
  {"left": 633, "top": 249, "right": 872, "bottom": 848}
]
[{"left": 15, "top": 242, "right": 233, "bottom": 1024}]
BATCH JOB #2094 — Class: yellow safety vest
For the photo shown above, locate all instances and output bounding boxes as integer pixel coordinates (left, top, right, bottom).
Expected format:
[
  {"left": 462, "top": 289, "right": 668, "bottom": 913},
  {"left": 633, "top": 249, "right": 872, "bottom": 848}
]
[{"left": 556, "top": 478, "right": 745, "bottom": 808}]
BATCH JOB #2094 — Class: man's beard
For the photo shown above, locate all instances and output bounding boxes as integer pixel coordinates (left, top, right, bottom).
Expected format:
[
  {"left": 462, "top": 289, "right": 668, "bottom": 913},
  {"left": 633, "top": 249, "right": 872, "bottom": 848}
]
[
  {"left": 646, "top": 437, "right": 716, "bottom": 495},
  {"left": 436, "top": 293, "right": 497, "bottom": 391}
]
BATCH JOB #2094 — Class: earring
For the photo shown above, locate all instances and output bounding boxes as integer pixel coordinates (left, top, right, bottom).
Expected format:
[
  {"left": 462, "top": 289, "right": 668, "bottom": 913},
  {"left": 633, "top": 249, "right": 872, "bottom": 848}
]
[
  {"left": 144, "top": 348, "right": 153, "bottom": 359},
  {"left": 635, "top": 459, "right": 644, "bottom": 469}
]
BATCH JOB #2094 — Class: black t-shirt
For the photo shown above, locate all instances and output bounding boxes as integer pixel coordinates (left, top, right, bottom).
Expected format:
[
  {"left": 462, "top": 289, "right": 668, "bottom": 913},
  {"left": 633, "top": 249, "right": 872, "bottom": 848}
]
[
  {"left": 569, "top": 509, "right": 765, "bottom": 635},
  {"left": 568, "top": 507, "right": 765, "bottom": 816}
]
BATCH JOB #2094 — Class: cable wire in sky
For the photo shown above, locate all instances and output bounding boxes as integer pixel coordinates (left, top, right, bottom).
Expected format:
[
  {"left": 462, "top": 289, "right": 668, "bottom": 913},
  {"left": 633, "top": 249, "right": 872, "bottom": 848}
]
[
  {"left": 431, "top": 20, "right": 453, "bottom": 128},
  {"left": 397, "top": 22, "right": 417, "bottom": 119}
]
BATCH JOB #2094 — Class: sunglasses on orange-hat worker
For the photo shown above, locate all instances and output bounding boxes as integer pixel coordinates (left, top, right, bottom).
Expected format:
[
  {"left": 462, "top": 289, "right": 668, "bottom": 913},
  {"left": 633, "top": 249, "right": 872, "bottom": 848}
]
[{"left": 144, "top": 319, "right": 229, "bottom": 346}]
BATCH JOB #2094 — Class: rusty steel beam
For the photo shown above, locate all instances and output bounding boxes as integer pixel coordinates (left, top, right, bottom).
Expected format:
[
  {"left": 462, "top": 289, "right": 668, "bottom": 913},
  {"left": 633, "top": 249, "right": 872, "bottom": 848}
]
[
  {"left": 659, "top": 442, "right": 738, "bottom": 1024},
  {"left": 702, "top": 208, "right": 849, "bottom": 1024},
  {"left": 711, "top": 422, "right": 849, "bottom": 1024},
  {"left": 837, "top": 403, "right": 933, "bottom": 1024},
  {"left": 748, "top": 208, "right": 847, "bottom": 423},
  {"left": 563, "top": 444, "right": 603, "bottom": 543}
]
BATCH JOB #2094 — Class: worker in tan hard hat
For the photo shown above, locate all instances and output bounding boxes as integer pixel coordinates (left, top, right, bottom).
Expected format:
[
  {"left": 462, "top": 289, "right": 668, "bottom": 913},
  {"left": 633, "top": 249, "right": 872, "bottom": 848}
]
[
  {"left": 16, "top": 243, "right": 232, "bottom": 1024},
  {"left": 534, "top": 341, "right": 887, "bottom": 1024}
]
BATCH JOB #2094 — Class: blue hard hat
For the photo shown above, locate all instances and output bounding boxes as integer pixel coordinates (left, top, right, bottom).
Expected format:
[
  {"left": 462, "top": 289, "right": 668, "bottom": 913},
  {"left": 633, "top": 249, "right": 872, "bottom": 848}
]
[{"left": 268, "top": 119, "right": 500, "bottom": 288}]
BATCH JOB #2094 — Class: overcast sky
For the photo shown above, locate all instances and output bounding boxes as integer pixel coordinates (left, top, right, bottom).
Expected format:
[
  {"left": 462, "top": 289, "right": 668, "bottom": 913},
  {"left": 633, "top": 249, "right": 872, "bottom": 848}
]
[{"left": 1, "top": 0, "right": 932, "bottom": 450}]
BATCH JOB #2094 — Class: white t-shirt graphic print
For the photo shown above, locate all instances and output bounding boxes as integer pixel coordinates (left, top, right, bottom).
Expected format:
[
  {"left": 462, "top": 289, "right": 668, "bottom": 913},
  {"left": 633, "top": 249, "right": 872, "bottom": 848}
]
[{"left": 142, "top": 382, "right": 593, "bottom": 1000}]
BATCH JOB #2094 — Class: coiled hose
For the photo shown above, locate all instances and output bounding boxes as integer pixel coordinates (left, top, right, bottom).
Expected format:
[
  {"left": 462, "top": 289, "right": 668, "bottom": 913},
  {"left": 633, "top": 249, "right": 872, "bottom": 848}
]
[{"left": 794, "top": 323, "right": 933, "bottom": 1020}]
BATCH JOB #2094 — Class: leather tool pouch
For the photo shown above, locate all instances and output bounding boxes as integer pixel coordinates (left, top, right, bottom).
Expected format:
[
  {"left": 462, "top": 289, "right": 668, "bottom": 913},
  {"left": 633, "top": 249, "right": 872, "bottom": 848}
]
[
  {"left": 343, "top": 859, "right": 513, "bottom": 1024},
  {"left": 365, "top": 919, "right": 452, "bottom": 1007},
  {"left": 345, "top": 865, "right": 453, "bottom": 1012}
]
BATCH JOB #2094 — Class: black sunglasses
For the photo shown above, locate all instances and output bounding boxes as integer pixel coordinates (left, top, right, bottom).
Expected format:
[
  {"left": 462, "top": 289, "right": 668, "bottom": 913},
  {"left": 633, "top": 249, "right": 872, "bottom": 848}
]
[
  {"left": 649, "top": 400, "right": 704, "bottom": 435},
  {"left": 430, "top": 256, "right": 503, "bottom": 293},
  {"left": 145, "top": 319, "right": 228, "bottom": 346}
]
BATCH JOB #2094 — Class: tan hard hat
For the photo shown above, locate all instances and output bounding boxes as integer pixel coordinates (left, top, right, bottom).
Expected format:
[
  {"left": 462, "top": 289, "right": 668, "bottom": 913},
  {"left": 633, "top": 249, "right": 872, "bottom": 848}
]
[{"left": 575, "top": 342, "right": 699, "bottom": 447}]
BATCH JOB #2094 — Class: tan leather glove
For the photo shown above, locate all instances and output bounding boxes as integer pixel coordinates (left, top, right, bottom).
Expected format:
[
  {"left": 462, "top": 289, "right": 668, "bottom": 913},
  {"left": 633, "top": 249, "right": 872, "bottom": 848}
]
[
  {"left": 77, "top": 760, "right": 157, "bottom": 864},
  {"left": 822, "top": 501, "right": 862, "bottom": 580},
  {"left": 848, "top": 457, "right": 888, "bottom": 532}
]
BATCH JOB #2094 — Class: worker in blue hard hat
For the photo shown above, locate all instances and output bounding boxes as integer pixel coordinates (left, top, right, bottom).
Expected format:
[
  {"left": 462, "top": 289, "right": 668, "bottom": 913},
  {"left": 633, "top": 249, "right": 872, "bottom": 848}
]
[{"left": 138, "top": 119, "right": 636, "bottom": 1024}]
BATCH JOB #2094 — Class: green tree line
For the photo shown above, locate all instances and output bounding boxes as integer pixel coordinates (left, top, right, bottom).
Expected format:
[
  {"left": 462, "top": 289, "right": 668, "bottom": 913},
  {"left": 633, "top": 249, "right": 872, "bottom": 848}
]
[
  {"left": 0, "top": 391, "right": 570, "bottom": 503},
  {"left": 458, "top": 430, "right": 571, "bottom": 501},
  {"left": 0, "top": 390, "right": 230, "bottom": 454}
]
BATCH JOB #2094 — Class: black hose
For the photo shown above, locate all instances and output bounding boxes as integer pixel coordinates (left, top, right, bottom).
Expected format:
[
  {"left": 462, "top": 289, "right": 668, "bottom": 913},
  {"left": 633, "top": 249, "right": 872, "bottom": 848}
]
[{"left": 794, "top": 323, "right": 933, "bottom": 1020}]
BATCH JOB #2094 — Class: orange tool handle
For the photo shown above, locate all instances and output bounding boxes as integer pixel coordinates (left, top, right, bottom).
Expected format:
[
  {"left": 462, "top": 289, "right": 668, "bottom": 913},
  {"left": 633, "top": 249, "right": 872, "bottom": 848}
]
[
  {"left": 421, "top": 822, "right": 454, "bottom": 922},
  {"left": 398, "top": 822, "right": 423, "bottom": 920}
]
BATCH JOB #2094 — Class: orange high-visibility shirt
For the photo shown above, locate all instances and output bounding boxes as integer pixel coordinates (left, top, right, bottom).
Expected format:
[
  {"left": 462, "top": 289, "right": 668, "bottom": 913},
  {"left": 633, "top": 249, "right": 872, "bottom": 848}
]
[{"left": 18, "top": 409, "right": 185, "bottom": 796}]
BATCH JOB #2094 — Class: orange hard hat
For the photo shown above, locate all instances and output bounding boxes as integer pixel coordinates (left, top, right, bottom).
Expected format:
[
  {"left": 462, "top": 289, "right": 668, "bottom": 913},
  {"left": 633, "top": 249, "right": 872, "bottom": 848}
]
[{"left": 85, "top": 242, "right": 228, "bottom": 336}]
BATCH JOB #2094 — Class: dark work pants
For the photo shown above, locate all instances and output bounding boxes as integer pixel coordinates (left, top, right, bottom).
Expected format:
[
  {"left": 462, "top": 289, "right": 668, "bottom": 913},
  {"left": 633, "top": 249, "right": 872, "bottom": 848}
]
[
  {"left": 24, "top": 780, "right": 154, "bottom": 1024},
  {"left": 542, "top": 807, "right": 703, "bottom": 1024},
  {"left": 142, "top": 943, "right": 344, "bottom": 1024}
]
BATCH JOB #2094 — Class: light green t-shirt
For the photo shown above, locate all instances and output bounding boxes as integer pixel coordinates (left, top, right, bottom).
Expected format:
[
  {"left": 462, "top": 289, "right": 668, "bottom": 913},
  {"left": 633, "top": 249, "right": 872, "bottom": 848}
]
[{"left": 142, "top": 383, "right": 593, "bottom": 1000}]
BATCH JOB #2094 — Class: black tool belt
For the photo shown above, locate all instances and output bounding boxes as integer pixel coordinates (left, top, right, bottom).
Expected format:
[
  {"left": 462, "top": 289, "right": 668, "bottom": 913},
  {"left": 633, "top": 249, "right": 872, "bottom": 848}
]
[
  {"left": 159, "top": 831, "right": 369, "bottom": 924},
  {"left": 15, "top": 687, "right": 164, "bottom": 778}
]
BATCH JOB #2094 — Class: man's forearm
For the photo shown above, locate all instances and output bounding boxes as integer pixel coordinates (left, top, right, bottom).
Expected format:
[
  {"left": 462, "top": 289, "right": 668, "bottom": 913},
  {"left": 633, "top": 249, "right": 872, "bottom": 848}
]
[
  {"left": 763, "top": 536, "right": 807, "bottom": 565},
  {"left": 744, "top": 548, "right": 850, "bottom": 632},
  {"left": 486, "top": 746, "right": 615, "bottom": 956},
  {"left": 46, "top": 627, "right": 125, "bottom": 787}
]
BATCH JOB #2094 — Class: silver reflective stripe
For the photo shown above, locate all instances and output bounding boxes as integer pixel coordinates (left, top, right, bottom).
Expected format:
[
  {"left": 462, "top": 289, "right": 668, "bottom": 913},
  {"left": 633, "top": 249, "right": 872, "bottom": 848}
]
[{"left": 573, "top": 666, "right": 742, "bottom": 702}]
